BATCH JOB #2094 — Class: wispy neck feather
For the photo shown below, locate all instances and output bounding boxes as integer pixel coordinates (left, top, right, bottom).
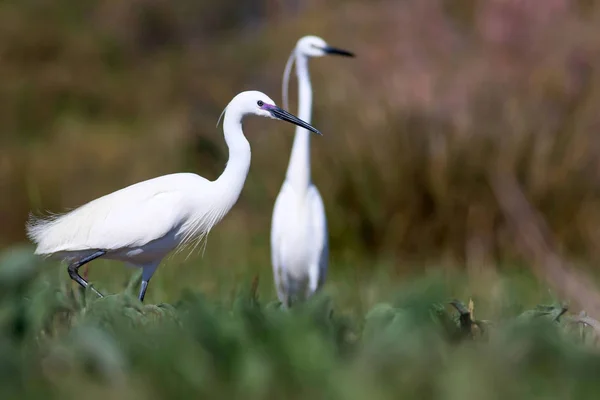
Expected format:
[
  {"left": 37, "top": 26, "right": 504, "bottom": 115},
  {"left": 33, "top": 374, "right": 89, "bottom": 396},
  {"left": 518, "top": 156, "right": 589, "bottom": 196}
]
[
  {"left": 176, "top": 109, "right": 251, "bottom": 258},
  {"left": 285, "top": 53, "right": 313, "bottom": 192},
  {"left": 214, "top": 110, "right": 251, "bottom": 213}
]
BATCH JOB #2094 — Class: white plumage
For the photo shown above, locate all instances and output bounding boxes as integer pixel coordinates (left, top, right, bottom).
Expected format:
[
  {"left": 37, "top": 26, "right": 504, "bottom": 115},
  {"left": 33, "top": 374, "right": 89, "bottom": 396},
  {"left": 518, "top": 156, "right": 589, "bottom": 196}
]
[
  {"left": 270, "top": 36, "right": 354, "bottom": 306},
  {"left": 27, "top": 90, "right": 321, "bottom": 302}
]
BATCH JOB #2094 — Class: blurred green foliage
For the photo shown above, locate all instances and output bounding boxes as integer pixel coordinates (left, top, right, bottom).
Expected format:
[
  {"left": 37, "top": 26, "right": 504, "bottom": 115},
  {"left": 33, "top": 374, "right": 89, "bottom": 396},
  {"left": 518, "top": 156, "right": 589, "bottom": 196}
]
[{"left": 1, "top": 247, "right": 600, "bottom": 399}]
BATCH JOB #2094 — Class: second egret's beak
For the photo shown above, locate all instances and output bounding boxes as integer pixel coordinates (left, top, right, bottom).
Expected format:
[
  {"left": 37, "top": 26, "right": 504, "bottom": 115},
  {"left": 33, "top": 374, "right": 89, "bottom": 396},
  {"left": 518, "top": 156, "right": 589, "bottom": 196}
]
[
  {"left": 323, "top": 46, "right": 355, "bottom": 57},
  {"left": 268, "top": 106, "right": 322, "bottom": 135}
]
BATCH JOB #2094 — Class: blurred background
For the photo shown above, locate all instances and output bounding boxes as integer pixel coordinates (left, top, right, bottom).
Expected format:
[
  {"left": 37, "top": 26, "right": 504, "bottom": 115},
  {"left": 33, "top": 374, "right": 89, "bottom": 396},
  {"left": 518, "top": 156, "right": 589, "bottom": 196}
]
[{"left": 3, "top": 0, "right": 600, "bottom": 306}]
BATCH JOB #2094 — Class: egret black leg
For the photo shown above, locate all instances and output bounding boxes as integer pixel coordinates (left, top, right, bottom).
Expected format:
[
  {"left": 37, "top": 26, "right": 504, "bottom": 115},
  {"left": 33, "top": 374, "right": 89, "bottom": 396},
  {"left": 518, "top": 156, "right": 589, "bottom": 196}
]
[
  {"left": 138, "top": 280, "right": 149, "bottom": 302},
  {"left": 67, "top": 250, "right": 106, "bottom": 298}
]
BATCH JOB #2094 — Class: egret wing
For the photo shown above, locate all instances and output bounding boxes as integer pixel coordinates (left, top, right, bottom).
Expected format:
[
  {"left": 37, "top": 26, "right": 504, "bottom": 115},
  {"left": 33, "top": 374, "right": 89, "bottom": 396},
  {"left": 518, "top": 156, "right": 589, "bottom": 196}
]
[
  {"left": 29, "top": 174, "right": 199, "bottom": 254},
  {"left": 307, "top": 184, "right": 329, "bottom": 288},
  {"left": 270, "top": 181, "right": 293, "bottom": 302},
  {"left": 84, "top": 189, "right": 187, "bottom": 251}
]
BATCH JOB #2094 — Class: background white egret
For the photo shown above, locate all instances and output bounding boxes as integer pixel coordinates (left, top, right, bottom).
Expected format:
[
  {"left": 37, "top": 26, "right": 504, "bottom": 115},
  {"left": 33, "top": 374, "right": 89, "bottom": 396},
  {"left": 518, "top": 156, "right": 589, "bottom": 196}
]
[
  {"left": 26, "top": 90, "right": 321, "bottom": 303},
  {"left": 270, "top": 36, "right": 354, "bottom": 307}
]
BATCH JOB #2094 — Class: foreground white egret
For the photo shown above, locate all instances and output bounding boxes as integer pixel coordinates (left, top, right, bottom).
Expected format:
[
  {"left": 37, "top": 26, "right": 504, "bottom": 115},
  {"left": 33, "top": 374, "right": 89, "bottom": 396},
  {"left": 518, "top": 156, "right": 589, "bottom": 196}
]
[
  {"left": 271, "top": 36, "right": 354, "bottom": 306},
  {"left": 27, "top": 90, "right": 321, "bottom": 302}
]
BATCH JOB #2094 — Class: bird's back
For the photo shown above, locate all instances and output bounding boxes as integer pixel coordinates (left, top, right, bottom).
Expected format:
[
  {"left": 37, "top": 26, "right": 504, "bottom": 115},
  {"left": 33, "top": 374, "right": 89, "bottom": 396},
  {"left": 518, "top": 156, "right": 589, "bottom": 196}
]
[{"left": 27, "top": 173, "right": 209, "bottom": 256}]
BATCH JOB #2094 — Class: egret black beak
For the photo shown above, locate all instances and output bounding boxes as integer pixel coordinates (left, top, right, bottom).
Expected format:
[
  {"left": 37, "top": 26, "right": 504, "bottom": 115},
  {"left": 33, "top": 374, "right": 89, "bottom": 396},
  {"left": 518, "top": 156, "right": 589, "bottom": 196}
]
[
  {"left": 269, "top": 106, "right": 322, "bottom": 135},
  {"left": 323, "top": 46, "right": 355, "bottom": 57}
]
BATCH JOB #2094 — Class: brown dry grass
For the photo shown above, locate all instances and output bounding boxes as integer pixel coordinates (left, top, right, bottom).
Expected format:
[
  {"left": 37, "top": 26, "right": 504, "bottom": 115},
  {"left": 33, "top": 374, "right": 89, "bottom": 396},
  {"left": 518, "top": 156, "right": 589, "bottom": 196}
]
[{"left": 3, "top": 0, "right": 600, "bottom": 269}]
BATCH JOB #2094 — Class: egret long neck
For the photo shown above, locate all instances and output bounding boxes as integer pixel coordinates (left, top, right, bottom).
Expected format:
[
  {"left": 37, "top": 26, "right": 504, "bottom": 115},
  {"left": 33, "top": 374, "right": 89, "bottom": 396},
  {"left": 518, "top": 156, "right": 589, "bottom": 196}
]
[
  {"left": 214, "top": 111, "right": 251, "bottom": 212},
  {"left": 285, "top": 53, "right": 313, "bottom": 192}
]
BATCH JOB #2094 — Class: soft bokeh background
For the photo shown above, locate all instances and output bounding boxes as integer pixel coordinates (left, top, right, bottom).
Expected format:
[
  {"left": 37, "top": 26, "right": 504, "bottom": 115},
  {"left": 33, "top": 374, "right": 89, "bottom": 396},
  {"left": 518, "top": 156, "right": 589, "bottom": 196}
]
[
  {"left": 3, "top": 0, "right": 600, "bottom": 304},
  {"left": 6, "top": 1, "right": 600, "bottom": 399}
]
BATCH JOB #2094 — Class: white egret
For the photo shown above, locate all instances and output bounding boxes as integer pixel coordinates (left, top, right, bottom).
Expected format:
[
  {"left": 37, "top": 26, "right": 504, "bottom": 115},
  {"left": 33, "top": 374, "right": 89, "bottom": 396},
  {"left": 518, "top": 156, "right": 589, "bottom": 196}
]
[
  {"left": 26, "top": 90, "right": 321, "bottom": 303},
  {"left": 270, "top": 36, "right": 354, "bottom": 307}
]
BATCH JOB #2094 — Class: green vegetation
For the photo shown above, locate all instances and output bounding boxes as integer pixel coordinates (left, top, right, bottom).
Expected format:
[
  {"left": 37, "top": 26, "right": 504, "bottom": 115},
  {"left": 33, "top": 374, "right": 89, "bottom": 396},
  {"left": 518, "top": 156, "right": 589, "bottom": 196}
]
[{"left": 1, "top": 246, "right": 599, "bottom": 400}]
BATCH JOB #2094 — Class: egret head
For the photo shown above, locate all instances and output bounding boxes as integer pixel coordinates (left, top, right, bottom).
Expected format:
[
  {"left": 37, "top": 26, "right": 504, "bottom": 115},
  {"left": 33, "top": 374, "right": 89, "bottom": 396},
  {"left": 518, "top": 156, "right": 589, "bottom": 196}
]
[
  {"left": 296, "top": 35, "right": 355, "bottom": 58},
  {"left": 281, "top": 36, "right": 354, "bottom": 109},
  {"left": 220, "top": 91, "right": 322, "bottom": 135}
]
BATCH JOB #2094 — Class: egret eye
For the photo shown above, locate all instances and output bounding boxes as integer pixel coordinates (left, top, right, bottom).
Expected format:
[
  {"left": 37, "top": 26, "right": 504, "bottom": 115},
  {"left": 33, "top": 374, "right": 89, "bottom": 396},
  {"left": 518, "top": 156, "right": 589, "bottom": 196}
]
[{"left": 257, "top": 100, "right": 264, "bottom": 107}]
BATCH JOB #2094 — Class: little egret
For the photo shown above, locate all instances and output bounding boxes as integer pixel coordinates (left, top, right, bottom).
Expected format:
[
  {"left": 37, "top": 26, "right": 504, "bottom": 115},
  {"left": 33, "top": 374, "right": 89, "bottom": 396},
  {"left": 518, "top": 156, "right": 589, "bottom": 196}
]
[
  {"left": 26, "top": 90, "right": 321, "bottom": 302},
  {"left": 270, "top": 36, "right": 354, "bottom": 307}
]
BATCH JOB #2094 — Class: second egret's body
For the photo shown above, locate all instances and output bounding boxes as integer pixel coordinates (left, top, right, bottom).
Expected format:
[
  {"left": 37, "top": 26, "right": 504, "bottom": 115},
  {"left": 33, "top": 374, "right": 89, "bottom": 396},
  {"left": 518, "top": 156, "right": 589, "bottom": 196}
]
[
  {"left": 271, "top": 36, "right": 354, "bottom": 306},
  {"left": 27, "top": 91, "right": 321, "bottom": 302}
]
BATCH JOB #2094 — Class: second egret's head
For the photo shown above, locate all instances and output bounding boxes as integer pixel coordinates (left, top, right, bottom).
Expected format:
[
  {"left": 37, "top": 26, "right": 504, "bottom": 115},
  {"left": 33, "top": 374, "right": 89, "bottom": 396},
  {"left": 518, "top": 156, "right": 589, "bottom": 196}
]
[
  {"left": 222, "top": 91, "right": 322, "bottom": 135},
  {"left": 281, "top": 35, "right": 355, "bottom": 109},
  {"left": 295, "top": 35, "right": 355, "bottom": 58}
]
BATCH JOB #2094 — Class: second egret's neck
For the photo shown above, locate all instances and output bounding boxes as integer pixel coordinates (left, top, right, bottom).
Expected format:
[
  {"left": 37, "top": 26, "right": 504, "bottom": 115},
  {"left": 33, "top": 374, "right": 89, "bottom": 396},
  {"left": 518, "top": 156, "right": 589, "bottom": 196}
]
[
  {"left": 285, "top": 53, "right": 313, "bottom": 192},
  {"left": 214, "top": 110, "right": 251, "bottom": 213}
]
